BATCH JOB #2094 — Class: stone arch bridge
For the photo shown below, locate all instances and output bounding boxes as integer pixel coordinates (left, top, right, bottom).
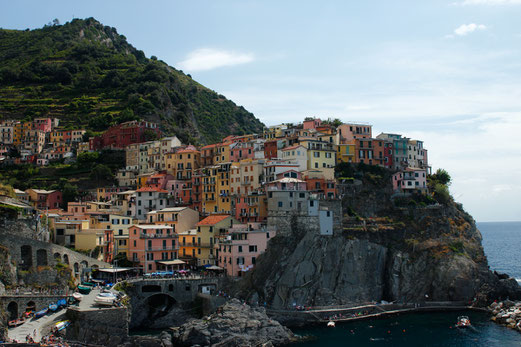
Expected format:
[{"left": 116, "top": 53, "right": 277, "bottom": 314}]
[
  {"left": 125, "top": 277, "right": 223, "bottom": 328},
  {"left": 0, "top": 233, "right": 109, "bottom": 278}
]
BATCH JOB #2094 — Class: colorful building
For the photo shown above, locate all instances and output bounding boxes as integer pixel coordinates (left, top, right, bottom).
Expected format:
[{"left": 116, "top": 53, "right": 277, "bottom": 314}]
[
  {"left": 128, "top": 224, "right": 178, "bottom": 273},
  {"left": 217, "top": 223, "right": 275, "bottom": 277}
]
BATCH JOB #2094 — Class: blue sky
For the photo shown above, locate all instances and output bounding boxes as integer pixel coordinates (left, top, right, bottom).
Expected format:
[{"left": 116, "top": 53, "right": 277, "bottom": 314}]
[{"left": 2, "top": 0, "right": 521, "bottom": 222}]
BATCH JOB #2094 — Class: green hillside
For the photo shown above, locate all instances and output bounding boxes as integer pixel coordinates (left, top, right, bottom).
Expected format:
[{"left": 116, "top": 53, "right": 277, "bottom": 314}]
[{"left": 0, "top": 18, "right": 264, "bottom": 144}]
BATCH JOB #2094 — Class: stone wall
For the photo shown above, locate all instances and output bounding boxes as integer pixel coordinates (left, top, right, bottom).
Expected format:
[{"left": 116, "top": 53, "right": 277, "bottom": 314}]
[
  {"left": 0, "top": 233, "right": 108, "bottom": 278},
  {"left": 66, "top": 307, "right": 129, "bottom": 347},
  {"left": 267, "top": 199, "right": 342, "bottom": 237},
  {"left": 0, "top": 295, "right": 67, "bottom": 320}
]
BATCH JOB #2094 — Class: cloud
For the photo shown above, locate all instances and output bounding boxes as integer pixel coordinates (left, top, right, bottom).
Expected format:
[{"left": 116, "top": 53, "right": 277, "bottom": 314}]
[
  {"left": 457, "top": 0, "right": 521, "bottom": 5},
  {"left": 177, "top": 48, "right": 254, "bottom": 72},
  {"left": 454, "top": 23, "right": 487, "bottom": 36}
]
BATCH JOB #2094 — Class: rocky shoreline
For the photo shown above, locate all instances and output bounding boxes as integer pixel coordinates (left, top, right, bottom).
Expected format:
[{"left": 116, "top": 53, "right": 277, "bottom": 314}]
[
  {"left": 489, "top": 300, "right": 521, "bottom": 333},
  {"left": 170, "top": 299, "right": 296, "bottom": 347}
]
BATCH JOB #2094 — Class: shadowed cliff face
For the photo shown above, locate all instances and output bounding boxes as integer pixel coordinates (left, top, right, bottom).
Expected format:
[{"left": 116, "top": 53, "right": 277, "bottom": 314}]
[{"left": 241, "top": 178, "right": 521, "bottom": 310}]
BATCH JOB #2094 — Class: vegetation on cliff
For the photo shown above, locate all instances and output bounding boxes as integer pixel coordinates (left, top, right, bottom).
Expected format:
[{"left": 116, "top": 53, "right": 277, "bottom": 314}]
[{"left": 0, "top": 18, "right": 264, "bottom": 144}]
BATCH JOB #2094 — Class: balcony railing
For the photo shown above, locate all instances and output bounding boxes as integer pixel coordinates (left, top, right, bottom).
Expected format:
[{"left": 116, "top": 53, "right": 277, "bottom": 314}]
[
  {"left": 140, "top": 233, "right": 177, "bottom": 239},
  {"left": 180, "top": 243, "right": 215, "bottom": 248},
  {"left": 146, "top": 246, "right": 179, "bottom": 251}
]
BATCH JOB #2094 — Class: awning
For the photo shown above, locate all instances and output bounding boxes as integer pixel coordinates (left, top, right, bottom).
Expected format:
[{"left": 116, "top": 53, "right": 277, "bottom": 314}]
[
  {"left": 158, "top": 259, "right": 186, "bottom": 266},
  {"left": 97, "top": 268, "right": 132, "bottom": 273},
  {"left": 207, "top": 265, "right": 223, "bottom": 271}
]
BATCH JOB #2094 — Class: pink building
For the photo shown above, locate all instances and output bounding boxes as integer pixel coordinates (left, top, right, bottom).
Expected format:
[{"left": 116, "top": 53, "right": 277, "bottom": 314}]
[
  {"left": 230, "top": 142, "right": 255, "bottom": 162},
  {"left": 392, "top": 168, "right": 427, "bottom": 193},
  {"left": 146, "top": 173, "right": 174, "bottom": 190},
  {"left": 128, "top": 224, "right": 179, "bottom": 273},
  {"left": 217, "top": 223, "right": 275, "bottom": 277},
  {"left": 303, "top": 118, "right": 322, "bottom": 130},
  {"left": 337, "top": 123, "right": 372, "bottom": 142},
  {"left": 33, "top": 118, "right": 54, "bottom": 133}
]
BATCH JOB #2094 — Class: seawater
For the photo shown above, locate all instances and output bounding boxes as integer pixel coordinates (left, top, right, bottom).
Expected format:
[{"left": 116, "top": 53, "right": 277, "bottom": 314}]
[{"left": 293, "top": 221, "right": 521, "bottom": 346}]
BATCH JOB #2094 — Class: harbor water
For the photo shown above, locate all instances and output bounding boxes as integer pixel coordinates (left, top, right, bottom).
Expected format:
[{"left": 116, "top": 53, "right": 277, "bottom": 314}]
[{"left": 293, "top": 221, "right": 521, "bottom": 346}]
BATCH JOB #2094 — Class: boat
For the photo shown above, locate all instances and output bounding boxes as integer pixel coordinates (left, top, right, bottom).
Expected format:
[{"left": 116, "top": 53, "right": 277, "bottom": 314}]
[
  {"left": 72, "top": 292, "right": 83, "bottom": 301},
  {"left": 456, "top": 316, "right": 471, "bottom": 328},
  {"left": 48, "top": 303, "right": 58, "bottom": 312},
  {"left": 77, "top": 285, "right": 92, "bottom": 294},
  {"left": 57, "top": 299, "right": 67, "bottom": 308},
  {"left": 327, "top": 321, "right": 336, "bottom": 327},
  {"left": 81, "top": 281, "right": 95, "bottom": 287},
  {"left": 94, "top": 292, "right": 117, "bottom": 306},
  {"left": 54, "top": 320, "right": 70, "bottom": 331},
  {"left": 8, "top": 317, "right": 26, "bottom": 328},
  {"left": 34, "top": 308, "right": 48, "bottom": 319}
]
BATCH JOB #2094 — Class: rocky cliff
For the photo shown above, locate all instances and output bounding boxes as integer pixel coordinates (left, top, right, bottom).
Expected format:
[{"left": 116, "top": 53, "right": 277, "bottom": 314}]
[
  {"left": 171, "top": 299, "right": 295, "bottom": 347},
  {"left": 240, "top": 168, "right": 521, "bottom": 313}
]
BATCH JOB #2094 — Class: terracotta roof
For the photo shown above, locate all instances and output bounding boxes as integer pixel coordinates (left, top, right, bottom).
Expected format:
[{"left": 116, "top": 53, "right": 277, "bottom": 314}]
[
  {"left": 177, "top": 148, "right": 199, "bottom": 154},
  {"left": 196, "top": 214, "right": 230, "bottom": 226},
  {"left": 281, "top": 145, "right": 305, "bottom": 151},
  {"left": 201, "top": 144, "right": 218, "bottom": 149},
  {"left": 136, "top": 187, "right": 168, "bottom": 193}
]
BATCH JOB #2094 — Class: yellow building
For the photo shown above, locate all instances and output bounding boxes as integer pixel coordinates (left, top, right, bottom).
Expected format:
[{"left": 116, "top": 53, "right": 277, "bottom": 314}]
[
  {"left": 13, "top": 121, "right": 23, "bottom": 146},
  {"left": 109, "top": 214, "right": 134, "bottom": 258},
  {"left": 337, "top": 141, "right": 356, "bottom": 164},
  {"left": 194, "top": 214, "right": 236, "bottom": 266},
  {"left": 213, "top": 142, "right": 231, "bottom": 164},
  {"left": 263, "top": 124, "right": 287, "bottom": 140},
  {"left": 299, "top": 139, "right": 336, "bottom": 171},
  {"left": 75, "top": 228, "right": 105, "bottom": 259},
  {"left": 146, "top": 206, "right": 199, "bottom": 234},
  {"left": 216, "top": 163, "right": 232, "bottom": 214},
  {"left": 178, "top": 229, "right": 199, "bottom": 265},
  {"left": 165, "top": 147, "right": 200, "bottom": 179},
  {"left": 201, "top": 166, "right": 218, "bottom": 214}
]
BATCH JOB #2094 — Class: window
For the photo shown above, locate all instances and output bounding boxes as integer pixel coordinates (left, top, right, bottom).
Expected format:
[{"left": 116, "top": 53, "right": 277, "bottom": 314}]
[
  {"left": 252, "top": 257, "right": 256, "bottom": 264},
  {"left": 278, "top": 201, "right": 283, "bottom": 208},
  {"left": 238, "top": 246, "right": 243, "bottom": 253},
  {"left": 249, "top": 245, "right": 257, "bottom": 252},
  {"left": 314, "top": 151, "right": 320, "bottom": 158}
]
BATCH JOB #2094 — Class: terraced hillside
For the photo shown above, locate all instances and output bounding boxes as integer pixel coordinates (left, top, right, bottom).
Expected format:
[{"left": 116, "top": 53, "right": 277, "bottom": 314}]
[{"left": 0, "top": 18, "right": 264, "bottom": 144}]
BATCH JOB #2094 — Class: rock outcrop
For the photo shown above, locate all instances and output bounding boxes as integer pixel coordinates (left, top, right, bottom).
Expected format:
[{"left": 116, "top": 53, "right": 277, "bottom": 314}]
[
  {"left": 490, "top": 300, "right": 521, "bottom": 332},
  {"left": 239, "top": 177, "right": 521, "bottom": 315},
  {"left": 171, "top": 299, "right": 295, "bottom": 347}
]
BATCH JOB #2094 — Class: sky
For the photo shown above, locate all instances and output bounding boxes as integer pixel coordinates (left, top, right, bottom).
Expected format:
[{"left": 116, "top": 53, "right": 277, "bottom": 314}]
[{"left": 2, "top": 0, "right": 521, "bottom": 222}]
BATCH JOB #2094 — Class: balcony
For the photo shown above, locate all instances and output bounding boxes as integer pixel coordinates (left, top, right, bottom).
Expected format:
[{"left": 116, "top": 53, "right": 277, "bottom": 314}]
[
  {"left": 145, "top": 246, "right": 179, "bottom": 251},
  {"left": 140, "top": 233, "right": 177, "bottom": 239},
  {"left": 180, "top": 243, "right": 215, "bottom": 248}
]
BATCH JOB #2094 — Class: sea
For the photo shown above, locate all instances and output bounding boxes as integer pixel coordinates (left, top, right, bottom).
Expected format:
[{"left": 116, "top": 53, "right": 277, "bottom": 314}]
[{"left": 293, "top": 221, "right": 521, "bottom": 346}]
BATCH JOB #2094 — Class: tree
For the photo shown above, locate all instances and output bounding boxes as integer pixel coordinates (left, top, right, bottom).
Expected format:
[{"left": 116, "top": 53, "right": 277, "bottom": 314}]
[
  {"left": 144, "top": 129, "right": 159, "bottom": 141},
  {"left": 77, "top": 151, "right": 99, "bottom": 168},
  {"left": 90, "top": 164, "right": 113, "bottom": 184},
  {"left": 433, "top": 169, "right": 451, "bottom": 186}
]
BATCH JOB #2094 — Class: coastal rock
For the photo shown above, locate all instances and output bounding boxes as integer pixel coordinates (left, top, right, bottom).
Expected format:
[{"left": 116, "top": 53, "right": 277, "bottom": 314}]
[
  {"left": 488, "top": 300, "right": 521, "bottom": 332},
  {"left": 241, "top": 182, "right": 521, "bottom": 314},
  {"left": 171, "top": 299, "right": 294, "bottom": 347}
]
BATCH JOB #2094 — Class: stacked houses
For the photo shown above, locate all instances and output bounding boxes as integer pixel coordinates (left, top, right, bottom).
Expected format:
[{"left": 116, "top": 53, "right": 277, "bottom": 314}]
[{"left": 0, "top": 117, "right": 431, "bottom": 276}]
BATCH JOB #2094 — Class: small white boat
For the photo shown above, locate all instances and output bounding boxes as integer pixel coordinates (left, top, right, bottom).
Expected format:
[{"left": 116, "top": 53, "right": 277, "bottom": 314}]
[
  {"left": 456, "top": 315, "right": 471, "bottom": 328},
  {"left": 327, "top": 321, "right": 336, "bottom": 327},
  {"left": 72, "top": 292, "right": 83, "bottom": 301},
  {"left": 94, "top": 292, "right": 117, "bottom": 306}
]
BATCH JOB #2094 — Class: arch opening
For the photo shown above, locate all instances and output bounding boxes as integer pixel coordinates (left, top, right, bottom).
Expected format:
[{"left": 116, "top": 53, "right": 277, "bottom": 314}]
[
  {"left": 63, "top": 254, "right": 69, "bottom": 264},
  {"left": 146, "top": 294, "right": 176, "bottom": 320},
  {"left": 73, "top": 262, "right": 79, "bottom": 274},
  {"left": 36, "top": 249, "right": 48, "bottom": 266},
  {"left": 54, "top": 253, "right": 61, "bottom": 262},
  {"left": 20, "top": 245, "right": 32, "bottom": 270},
  {"left": 7, "top": 301, "right": 18, "bottom": 320}
]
